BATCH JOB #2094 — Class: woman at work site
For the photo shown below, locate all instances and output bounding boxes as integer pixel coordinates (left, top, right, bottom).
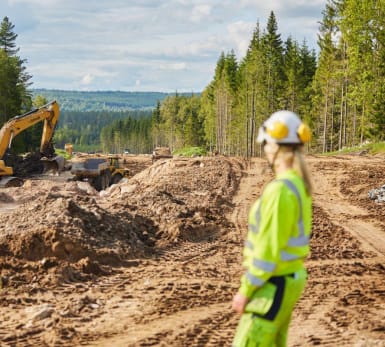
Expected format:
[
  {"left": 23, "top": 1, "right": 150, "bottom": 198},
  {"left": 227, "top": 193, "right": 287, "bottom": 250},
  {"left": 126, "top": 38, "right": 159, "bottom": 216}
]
[{"left": 232, "top": 110, "right": 313, "bottom": 347}]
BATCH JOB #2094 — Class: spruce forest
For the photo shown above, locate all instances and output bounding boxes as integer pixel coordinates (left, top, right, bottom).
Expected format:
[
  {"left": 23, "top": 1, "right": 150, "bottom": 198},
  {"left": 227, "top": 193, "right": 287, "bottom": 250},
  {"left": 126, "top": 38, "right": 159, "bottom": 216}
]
[
  {"left": 1, "top": 0, "right": 385, "bottom": 156},
  {"left": 150, "top": 2, "right": 385, "bottom": 156}
]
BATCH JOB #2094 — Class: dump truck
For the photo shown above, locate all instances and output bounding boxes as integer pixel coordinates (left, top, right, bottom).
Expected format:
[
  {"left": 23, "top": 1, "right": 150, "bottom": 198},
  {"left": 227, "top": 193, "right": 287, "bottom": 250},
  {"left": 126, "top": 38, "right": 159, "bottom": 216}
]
[
  {"left": 71, "top": 156, "right": 129, "bottom": 191},
  {"left": 0, "top": 101, "right": 63, "bottom": 187}
]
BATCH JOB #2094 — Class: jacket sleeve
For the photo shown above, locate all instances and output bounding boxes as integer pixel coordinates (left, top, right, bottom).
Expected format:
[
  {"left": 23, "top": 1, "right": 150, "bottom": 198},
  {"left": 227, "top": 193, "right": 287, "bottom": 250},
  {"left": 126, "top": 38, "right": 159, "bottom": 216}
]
[{"left": 239, "top": 181, "right": 297, "bottom": 298}]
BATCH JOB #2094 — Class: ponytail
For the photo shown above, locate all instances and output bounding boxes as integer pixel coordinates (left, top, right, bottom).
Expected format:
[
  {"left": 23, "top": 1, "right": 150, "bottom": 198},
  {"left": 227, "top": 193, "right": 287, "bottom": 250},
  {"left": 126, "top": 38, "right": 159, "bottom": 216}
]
[{"left": 293, "top": 148, "right": 312, "bottom": 196}]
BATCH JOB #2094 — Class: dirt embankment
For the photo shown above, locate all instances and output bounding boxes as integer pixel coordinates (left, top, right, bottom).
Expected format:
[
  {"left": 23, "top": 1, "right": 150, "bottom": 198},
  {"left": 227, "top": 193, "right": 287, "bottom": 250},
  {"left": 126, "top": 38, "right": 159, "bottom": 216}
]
[{"left": 0, "top": 153, "right": 384, "bottom": 346}]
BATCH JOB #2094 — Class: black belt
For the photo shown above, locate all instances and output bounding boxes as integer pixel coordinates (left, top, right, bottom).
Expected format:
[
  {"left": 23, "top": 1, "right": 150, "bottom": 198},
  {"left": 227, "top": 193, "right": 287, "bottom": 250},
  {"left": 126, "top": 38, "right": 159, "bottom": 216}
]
[{"left": 269, "top": 273, "right": 295, "bottom": 283}]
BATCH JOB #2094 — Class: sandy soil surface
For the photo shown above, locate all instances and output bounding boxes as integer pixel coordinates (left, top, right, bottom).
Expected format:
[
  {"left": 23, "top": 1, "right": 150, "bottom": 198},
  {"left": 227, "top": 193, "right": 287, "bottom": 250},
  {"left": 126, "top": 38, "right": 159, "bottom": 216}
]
[{"left": 0, "top": 153, "right": 384, "bottom": 346}]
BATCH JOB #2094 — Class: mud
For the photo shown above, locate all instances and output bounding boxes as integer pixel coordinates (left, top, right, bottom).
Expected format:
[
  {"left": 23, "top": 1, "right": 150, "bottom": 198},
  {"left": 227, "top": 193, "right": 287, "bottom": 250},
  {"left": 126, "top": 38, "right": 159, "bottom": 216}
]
[{"left": 0, "top": 153, "right": 384, "bottom": 346}]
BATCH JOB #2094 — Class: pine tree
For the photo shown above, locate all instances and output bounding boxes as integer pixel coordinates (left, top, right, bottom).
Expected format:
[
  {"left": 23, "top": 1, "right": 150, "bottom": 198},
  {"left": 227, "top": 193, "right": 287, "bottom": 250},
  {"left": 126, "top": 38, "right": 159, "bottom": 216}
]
[
  {"left": 0, "top": 16, "right": 19, "bottom": 56},
  {"left": 214, "top": 52, "right": 227, "bottom": 153},
  {"left": 283, "top": 37, "right": 301, "bottom": 111},
  {"left": 371, "top": 84, "right": 385, "bottom": 140},
  {"left": 370, "top": 1, "right": 385, "bottom": 140},
  {"left": 298, "top": 40, "right": 317, "bottom": 124},
  {"left": 339, "top": 0, "right": 385, "bottom": 144},
  {"left": 0, "top": 50, "right": 20, "bottom": 122},
  {"left": 159, "top": 93, "right": 179, "bottom": 150},
  {"left": 237, "top": 22, "right": 268, "bottom": 157},
  {"left": 312, "top": 1, "right": 340, "bottom": 152},
  {"left": 262, "top": 11, "right": 285, "bottom": 113},
  {"left": 151, "top": 100, "right": 163, "bottom": 147},
  {"left": 0, "top": 16, "right": 32, "bottom": 125},
  {"left": 200, "top": 82, "right": 216, "bottom": 153}
]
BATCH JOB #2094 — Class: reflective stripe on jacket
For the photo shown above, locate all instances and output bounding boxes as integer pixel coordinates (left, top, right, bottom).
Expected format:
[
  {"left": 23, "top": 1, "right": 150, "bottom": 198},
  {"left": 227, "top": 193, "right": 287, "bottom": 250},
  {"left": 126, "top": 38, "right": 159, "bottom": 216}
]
[{"left": 239, "top": 169, "right": 312, "bottom": 299}]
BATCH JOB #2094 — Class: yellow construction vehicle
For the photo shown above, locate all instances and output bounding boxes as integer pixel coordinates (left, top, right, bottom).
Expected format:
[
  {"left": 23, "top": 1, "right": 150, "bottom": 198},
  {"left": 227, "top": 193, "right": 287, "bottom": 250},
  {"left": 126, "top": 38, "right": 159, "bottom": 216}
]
[
  {"left": 71, "top": 156, "right": 129, "bottom": 191},
  {"left": 151, "top": 146, "right": 172, "bottom": 163},
  {"left": 0, "top": 100, "right": 62, "bottom": 187}
]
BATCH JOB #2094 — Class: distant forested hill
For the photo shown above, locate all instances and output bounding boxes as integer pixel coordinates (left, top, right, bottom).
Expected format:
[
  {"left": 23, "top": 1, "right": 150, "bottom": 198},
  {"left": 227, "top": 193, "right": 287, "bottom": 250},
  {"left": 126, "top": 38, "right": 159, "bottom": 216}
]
[
  {"left": 31, "top": 89, "right": 201, "bottom": 153},
  {"left": 30, "top": 89, "right": 171, "bottom": 152},
  {"left": 32, "top": 89, "right": 173, "bottom": 111}
]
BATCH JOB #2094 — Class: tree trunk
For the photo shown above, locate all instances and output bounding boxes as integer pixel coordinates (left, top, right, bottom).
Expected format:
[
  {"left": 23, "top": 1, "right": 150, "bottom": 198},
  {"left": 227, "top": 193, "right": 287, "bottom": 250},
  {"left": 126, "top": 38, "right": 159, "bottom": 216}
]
[{"left": 322, "top": 82, "right": 329, "bottom": 153}]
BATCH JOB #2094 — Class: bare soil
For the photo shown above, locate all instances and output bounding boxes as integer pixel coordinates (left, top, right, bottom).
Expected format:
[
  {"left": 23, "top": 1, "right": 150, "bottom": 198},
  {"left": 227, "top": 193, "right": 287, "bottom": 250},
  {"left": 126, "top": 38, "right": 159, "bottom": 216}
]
[{"left": 0, "top": 153, "right": 384, "bottom": 346}]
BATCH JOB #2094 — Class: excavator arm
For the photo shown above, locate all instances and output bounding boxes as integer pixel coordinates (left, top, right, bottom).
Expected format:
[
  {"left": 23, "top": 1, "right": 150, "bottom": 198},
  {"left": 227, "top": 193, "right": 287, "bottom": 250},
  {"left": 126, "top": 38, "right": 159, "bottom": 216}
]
[{"left": 0, "top": 100, "right": 60, "bottom": 178}]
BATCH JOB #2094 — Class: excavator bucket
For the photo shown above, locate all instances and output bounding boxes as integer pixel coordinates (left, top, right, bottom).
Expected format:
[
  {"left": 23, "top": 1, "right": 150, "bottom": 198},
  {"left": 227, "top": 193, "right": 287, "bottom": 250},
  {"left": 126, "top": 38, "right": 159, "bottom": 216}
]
[{"left": 41, "top": 155, "right": 65, "bottom": 175}]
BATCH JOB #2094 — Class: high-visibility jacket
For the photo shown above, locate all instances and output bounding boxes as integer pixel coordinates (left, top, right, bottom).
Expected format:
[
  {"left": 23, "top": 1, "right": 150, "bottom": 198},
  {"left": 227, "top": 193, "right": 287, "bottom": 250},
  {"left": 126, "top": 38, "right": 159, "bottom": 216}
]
[{"left": 239, "top": 169, "right": 312, "bottom": 299}]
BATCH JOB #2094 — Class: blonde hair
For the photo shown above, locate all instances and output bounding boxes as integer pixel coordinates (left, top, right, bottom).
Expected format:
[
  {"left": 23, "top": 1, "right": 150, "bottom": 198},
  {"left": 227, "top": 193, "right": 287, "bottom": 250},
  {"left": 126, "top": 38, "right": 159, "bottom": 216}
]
[{"left": 274, "top": 145, "right": 313, "bottom": 196}]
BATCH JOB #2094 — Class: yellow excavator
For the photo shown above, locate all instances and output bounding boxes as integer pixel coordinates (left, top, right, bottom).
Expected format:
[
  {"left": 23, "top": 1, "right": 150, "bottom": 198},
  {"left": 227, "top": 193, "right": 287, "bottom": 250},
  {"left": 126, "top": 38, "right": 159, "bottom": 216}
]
[{"left": 0, "top": 100, "right": 63, "bottom": 187}]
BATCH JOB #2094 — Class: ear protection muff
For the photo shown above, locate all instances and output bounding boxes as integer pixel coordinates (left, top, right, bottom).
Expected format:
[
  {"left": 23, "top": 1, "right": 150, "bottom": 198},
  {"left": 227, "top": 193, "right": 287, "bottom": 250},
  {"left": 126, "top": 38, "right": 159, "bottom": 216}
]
[
  {"left": 265, "top": 121, "right": 289, "bottom": 140},
  {"left": 297, "top": 123, "right": 311, "bottom": 143}
]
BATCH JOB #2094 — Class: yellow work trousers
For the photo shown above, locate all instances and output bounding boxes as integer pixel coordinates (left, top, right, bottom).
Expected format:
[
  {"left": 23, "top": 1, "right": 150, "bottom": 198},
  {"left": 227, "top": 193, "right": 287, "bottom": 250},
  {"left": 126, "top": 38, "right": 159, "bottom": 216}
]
[{"left": 233, "top": 268, "right": 307, "bottom": 347}]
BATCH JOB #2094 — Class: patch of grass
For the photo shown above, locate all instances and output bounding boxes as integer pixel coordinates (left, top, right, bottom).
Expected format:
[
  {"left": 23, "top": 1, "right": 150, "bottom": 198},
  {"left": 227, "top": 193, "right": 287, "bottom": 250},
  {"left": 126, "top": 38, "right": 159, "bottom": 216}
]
[
  {"left": 369, "top": 142, "right": 385, "bottom": 154},
  {"left": 173, "top": 146, "right": 207, "bottom": 157},
  {"left": 55, "top": 148, "right": 72, "bottom": 160},
  {"left": 322, "top": 141, "right": 385, "bottom": 156}
]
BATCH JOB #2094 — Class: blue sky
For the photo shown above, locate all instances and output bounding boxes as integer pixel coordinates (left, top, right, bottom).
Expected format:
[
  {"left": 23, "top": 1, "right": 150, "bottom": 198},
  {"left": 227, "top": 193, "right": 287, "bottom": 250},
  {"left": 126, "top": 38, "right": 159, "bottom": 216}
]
[{"left": 1, "top": 0, "right": 325, "bottom": 92}]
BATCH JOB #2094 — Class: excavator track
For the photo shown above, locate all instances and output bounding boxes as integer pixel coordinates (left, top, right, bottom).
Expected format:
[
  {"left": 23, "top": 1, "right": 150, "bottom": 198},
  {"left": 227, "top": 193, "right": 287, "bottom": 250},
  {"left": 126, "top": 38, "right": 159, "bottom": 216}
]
[{"left": 0, "top": 176, "right": 24, "bottom": 187}]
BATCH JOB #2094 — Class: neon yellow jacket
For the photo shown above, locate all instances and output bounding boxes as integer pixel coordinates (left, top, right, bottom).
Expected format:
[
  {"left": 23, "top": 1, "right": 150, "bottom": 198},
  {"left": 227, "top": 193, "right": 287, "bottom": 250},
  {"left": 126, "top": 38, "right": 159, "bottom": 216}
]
[{"left": 239, "top": 169, "right": 312, "bottom": 299}]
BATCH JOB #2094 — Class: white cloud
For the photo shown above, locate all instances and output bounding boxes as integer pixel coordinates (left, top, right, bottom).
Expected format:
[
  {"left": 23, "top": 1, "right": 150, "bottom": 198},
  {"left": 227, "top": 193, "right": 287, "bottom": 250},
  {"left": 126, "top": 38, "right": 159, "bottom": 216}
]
[
  {"left": 158, "top": 36, "right": 223, "bottom": 58},
  {"left": 158, "top": 62, "right": 187, "bottom": 71},
  {"left": 227, "top": 21, "right": 255, "bottom": 58},
  {"left": 80, "top": 74, "right": 94, "bottom": 86},
  {"left": 8, "top": 0, "right": 60, "bottom": 5},
  {"left": 191, "top": 4, "right": 212, "bottom": 22},
  {"left": 240, "top": 0, "right": 324, "bottom": 9},
  {"left": 0, "top": 0, "right": 326, "bottom": 91}
]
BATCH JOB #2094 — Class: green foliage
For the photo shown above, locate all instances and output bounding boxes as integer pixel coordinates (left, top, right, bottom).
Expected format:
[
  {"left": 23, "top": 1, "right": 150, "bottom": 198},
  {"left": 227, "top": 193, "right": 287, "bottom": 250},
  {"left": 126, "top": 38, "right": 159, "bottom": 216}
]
[
  {"left": 198, "top": 11, "right": 318, "bottom": 157},
  {"left": 322, "top": 141, "right": 385, "bottom": 156},
  {"left": 0, "top": 16, "right": 19, "bottom": 55},
  {"left": 0, "top": 16, "right": 33, "bottom": 154},
  {"left": 309, "top": 0, "right": 385, "bottom": 153},
  {"left": 173, "top": 147, "right": 207, "bottom": 157},
  {"left": 54, "top": 109, "right": 152, "bottom": 152},
  {"left": 0, "top": 50, "right": 23, "bottom": 122},
  {"left": 263, "top": 11, "right": 285, "bottom": 112},
  {"left": 4, "top": 8, "right": 385, "bottom": 158},
  {"left": 152, "top": 93, "right": 205, "bottom": 152},
  {"left": 369, "top": 142, "right": 385, "bottom": 154},
  {"left": 54, "top": 148, "right": 72, "bottom": 160},
  {"left": 100, "top": 113, "right": 153, "bottom": 154},
  {"left": 33, "top": 95, "right": 48, "bottom": 107},
  {"left": 32, "top": 89, "right": 191, "bottom": 112}
]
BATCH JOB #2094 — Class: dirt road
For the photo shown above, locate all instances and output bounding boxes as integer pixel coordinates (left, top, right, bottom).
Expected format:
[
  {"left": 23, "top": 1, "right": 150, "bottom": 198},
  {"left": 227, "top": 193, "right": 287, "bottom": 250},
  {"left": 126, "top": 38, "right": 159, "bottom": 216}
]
[{"left": 0, "top": 154, "right": 384, "bottom": 346}]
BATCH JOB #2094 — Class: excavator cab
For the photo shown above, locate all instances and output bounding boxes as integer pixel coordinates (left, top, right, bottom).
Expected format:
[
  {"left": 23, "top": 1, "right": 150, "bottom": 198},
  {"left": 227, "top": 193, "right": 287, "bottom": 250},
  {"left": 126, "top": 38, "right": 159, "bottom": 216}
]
[{"left": 0, "top": 159, "right": 22, "bottom": 187}]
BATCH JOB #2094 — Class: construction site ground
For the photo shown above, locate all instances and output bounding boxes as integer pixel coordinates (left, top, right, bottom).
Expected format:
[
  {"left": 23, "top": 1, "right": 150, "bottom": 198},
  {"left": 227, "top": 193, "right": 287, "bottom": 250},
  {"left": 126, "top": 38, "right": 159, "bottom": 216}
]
[{"left": 0, "top": 153, "right": 384, "bottom": 346}]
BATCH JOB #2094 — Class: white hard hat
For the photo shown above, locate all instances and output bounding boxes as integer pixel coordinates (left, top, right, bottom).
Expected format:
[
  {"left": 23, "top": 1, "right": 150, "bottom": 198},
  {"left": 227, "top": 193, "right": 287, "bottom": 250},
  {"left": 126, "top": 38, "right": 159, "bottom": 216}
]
[{"left": 257, "top": 110, "right": 311, "bottom": 145}]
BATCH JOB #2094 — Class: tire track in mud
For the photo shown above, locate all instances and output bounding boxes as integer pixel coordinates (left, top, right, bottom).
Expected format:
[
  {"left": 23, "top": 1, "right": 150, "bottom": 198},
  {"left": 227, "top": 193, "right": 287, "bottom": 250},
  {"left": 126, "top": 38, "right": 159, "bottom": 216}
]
[
  {"left": 1, "top": 155, "right": 384, "bottom": 346},
  {"left": 74, "top": 158, "right": 254, "bottom": 346},
  {"left": 228, "top": 159, "right": 269, "bottom": 240},
  {"left": 288, "top": 157, "right": 385, "bottom": 346},
  {"left": 310, "top": 157, "right": 385, "bottom": 255},
  {"left": 134, "top": 239, "right": 240, "bottom": 345},
  {"left": 93, "top": 155, "right": 384, "bottom": 347},
  {"left": 109, "top": 159, "right": 258, "bottom": 347},
  {"left": 27, "top": 229, "right": 241, "bottom": 346},
  {"left": 72, "top": 239, "right": 240, "bottom": 346}
]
